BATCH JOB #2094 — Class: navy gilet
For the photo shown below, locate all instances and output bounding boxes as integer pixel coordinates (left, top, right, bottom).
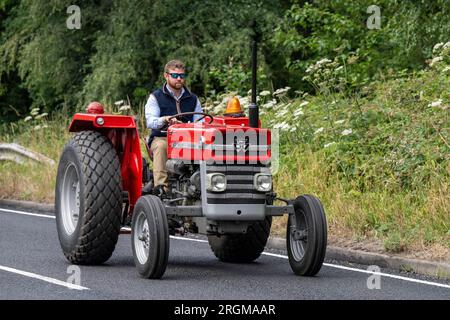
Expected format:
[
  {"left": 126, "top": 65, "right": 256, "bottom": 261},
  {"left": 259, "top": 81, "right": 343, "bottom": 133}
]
[{"left": 150, "top": 84, "right": 198, "bottom": 138}]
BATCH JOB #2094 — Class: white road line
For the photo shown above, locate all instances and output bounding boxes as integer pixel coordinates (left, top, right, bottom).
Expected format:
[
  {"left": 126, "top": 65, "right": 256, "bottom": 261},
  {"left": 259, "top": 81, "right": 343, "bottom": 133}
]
[
  {"left": 171, "top": 235, "right": 450, "bottom": 290},
  {"left": 2, "top": 207, "right": 449, "bottom": 290},
  {"left": 170, "top": 235, "right": 209, "bottom": 243},
  {"left": 321, "top": 263, "right": 450, "bottom": 290},
  {"left": 0, "top": 208, "right": 55, "bottom": 219},
  {"left": 0, "top": 265, "right": 90, "bottom": 291}
]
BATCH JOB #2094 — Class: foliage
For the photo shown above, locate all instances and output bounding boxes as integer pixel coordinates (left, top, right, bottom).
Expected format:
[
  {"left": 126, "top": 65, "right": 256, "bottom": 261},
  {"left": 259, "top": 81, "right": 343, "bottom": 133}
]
[
  {"left": 260, "top": 43, "right": 449, "bottom": 252},
  {"left": 0, "top": 0, "right": 284, "bottom": 120},
  {"left": 271, "top": 0, "right": 450, "bottom": 92}
]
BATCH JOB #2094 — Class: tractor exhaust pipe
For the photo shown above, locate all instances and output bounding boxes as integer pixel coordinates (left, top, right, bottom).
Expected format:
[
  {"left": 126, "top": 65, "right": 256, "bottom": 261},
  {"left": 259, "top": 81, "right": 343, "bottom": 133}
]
[{"left": 249, "top": 20, "right": 260, "bottom": 128}]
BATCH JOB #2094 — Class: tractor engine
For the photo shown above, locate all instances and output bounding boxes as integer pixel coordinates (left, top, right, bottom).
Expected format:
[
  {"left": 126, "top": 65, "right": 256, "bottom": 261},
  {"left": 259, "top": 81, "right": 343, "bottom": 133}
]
[{"left": 163, "top": 110, "right": 273, "bottom": 236}]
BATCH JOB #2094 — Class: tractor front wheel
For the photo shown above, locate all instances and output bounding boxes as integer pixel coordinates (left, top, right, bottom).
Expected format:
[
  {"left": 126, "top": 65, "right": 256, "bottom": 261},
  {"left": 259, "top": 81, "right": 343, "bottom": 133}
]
[
  {"left": 286, "top": 194, "right": 327, "bottom": 276},
  {"left": 131, "top": 195, "right": 169, "bottom": 279},
  {"left": 55, "top": 130, "right": 123, "bottom": 264}
]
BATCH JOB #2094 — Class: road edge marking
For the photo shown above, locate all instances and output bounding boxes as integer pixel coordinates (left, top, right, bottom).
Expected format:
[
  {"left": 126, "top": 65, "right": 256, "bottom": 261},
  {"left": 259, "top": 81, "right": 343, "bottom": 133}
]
[
  {"left": 0, "top": 208, "right": 55, "bottom": 219},
  {"left": 3, "top": 207, "right": 449, "bottom": 290},
  {"left": 0, "top": 265, "right": 90, "bottom": 291},
  {"left": 171, "top": 235, "right": 450, "bottom": 290}
]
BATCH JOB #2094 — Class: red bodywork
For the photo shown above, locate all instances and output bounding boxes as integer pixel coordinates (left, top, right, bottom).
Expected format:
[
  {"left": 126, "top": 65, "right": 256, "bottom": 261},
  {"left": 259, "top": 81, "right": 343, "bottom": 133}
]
[
  {"left": 69, "top": 113, "right": 143, "bottom": 215},
  {"left": 68, "top": 113, "right": 271, "bottom": 215}
]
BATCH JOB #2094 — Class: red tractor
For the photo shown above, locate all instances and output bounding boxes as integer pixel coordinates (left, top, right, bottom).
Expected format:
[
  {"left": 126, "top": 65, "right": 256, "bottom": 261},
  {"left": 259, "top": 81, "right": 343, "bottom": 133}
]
[{"left": 54, "top": 30, "right": 327, "bottom": 279}]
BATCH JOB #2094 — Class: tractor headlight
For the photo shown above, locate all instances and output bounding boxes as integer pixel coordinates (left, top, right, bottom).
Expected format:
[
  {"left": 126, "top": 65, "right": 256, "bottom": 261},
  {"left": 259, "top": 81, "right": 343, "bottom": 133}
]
[
  {"left": 254, "top": 173, "right": 272, "bottom": 192},
  {"left": 206, "top": 173, "right": 227, "bottom": 192}
]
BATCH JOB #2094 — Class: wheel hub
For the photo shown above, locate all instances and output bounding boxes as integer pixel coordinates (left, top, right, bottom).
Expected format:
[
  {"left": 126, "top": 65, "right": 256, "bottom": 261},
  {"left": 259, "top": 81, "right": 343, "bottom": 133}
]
[
  {"left": 134, "top": 212, "right": 150, "bottom": 264},
  {"left": 61, "top": 163, "right": 80, "bottom": 235},
  {"left": 289, "top": 212, "right": 308, "bottom": 262}
]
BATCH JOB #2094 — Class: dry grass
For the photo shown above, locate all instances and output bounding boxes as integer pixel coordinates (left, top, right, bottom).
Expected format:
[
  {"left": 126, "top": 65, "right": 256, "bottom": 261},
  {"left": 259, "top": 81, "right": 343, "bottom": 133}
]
[{"left": 270, "top": 147, "right": 449, "bottom": 261}]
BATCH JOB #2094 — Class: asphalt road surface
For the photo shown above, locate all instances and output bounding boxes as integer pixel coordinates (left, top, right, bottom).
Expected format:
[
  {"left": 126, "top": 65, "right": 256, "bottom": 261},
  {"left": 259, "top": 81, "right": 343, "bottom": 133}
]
[{"left": 0, "top": 205, "right": 449, "bottom": 300}]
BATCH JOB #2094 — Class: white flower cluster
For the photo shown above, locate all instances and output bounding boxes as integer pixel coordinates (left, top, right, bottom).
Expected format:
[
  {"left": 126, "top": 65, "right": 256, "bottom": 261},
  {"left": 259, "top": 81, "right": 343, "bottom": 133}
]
[
  {"left": 262, "top": 99, "right": 277, "bottom": 109},
  {"left": 428, "top": 41, "right": 450, "bottom": 68},
  {"left": 432, "top": 42, "right": 450, "bottom": 54},
  {"left": 293, "top": 108, "right": 304, "bottom": 117},
  {"left": 303, "top": 56, "right": 347, "bottom": 93},
  {"left": 24, "top": 107, "right": 48, "bottom": 129},
  {"left": 115, "top": 100, "right": 131, "bottom": 113},
  {"left": 273, "top": 87, "right": 291, "bottom": 96},
  {"left": 341, "top": 129, "right": 353, "bottom": 136},
  {"left": 428, "top": 99, "right": 448, "bottom": 110},
  {"left": 314, "top": 127, "right": 324, "bottom": 135}
]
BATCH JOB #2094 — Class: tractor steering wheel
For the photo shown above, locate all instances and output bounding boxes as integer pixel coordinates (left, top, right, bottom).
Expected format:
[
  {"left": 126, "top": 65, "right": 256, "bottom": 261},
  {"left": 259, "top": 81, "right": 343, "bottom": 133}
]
[{"left": 167, "top": 112, "right": 214, "bottom": 124}]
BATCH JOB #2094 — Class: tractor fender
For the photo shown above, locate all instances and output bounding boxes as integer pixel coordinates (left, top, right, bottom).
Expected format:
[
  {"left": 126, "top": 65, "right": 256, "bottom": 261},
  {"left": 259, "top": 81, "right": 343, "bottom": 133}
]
[{"left": 68, "top": 113, "right": 143, "bottom": 214}]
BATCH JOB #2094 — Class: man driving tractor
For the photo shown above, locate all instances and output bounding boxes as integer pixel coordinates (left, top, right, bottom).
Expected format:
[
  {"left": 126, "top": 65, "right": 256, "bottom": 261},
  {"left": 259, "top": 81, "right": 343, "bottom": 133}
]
[{"left": 144, "top": 59, "right": 203, "bottom": 196}]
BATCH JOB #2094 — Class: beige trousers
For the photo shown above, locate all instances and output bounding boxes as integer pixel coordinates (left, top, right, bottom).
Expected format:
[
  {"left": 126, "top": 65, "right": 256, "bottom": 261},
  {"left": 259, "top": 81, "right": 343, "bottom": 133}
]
[{"left": 150, "top": 137, "right": 168, "bottom": 187}]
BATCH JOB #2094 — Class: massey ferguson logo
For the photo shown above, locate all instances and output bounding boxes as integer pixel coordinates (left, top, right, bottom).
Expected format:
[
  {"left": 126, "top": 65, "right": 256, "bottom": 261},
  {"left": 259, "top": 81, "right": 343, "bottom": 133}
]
[{"left": 234, "top": 136, "right": 249, "bottom": 153}]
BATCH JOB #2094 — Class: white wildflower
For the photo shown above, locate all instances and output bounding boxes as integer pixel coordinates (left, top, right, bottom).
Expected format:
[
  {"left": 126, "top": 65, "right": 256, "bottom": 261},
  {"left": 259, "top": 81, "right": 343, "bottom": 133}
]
[
  {"left": 119, "top": 105, "right": 131, "bottom": 111},
  {"left": 24, "top": 116, "right": 33, "bottom": 122},
  {"left": 335, "top": 66, "right": 344, "bottom": 72},
  {"left": 273, "top": 87, "right": 291, "bottom": 96},
  {"left": 259, "top": 90, "right": 271, "bottom": 97},
  {"left": 33, "top": 125, "right": 41, "bottom": 130},
  {"left": 114, "top": 100, "right": 124, "bottom": 106},
  {"left": 276, "top": 108, "right": 289, "bottom": 118},
  {"left": 433, "top": 42, "right": 444, "bottom": 53},
  {"left": 293, "top": 109, "right": 304, "bottom": 117},
  {"left": 262, "top": 99, "right": 277, "bottom": 108},
  {"left": 273, "top": 121, "right": 291, "bottom": 131},
  {"left": 429, "top": 56, "right": 443, "bottom": 67},
  {"left": 324, "top": 142, "right": 336, "bottom": 148},
  {"left": 428, "top": 99, "right": 442, "bottom": 108},
  {"left": 314, "top": 127, "right": 324, "bottom": 135},
  {"left": 442, "top": 66, "right": 450, "bottom": 73},
  {"left": 35, "top": 113, "right": 48, "bottom": 120},
  {"left": 341, "top": 129, "right": 353, "bottom": 136},
  {"left": 30, "top": 108, "right": 40, "bottom": 116},
  {"left": 335, "top": 119, "right": 345, "bottom": 124},
  {"left": 299, "top": 101, "right": 309, "bottom": 107},
  {"left": 239, "top": 96, "right": 249, "bottom": 107},
  {"left": 316, "top": 58, "right": 332, "bottom": 65}
]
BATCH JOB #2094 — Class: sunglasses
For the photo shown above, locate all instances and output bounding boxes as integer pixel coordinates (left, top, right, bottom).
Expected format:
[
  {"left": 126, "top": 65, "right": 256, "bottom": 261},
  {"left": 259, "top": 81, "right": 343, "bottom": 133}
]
[{"left": 167, "top": 72, "right": 187, "bottom": 79}]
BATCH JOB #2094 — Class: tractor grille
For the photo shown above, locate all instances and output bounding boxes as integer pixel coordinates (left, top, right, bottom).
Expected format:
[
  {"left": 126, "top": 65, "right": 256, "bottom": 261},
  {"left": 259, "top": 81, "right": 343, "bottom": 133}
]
[{"left": 205, "top": 164, "right": 267, "bottom": 204}]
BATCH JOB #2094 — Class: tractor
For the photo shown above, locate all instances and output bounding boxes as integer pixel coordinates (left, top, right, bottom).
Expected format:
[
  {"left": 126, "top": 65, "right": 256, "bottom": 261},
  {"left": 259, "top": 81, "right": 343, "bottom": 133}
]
[{"left": 54, "top": 28, "right": 327, "bottom": 279}]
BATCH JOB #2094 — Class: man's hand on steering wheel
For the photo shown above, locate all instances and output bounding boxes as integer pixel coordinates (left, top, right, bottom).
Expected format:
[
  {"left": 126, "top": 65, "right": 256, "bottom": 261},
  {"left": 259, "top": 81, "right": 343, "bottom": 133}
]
[
  {"left": 166, "top": 112, "right": 214, "bottom": 124},
  {"left": 163, "top": 116, "right": 182, "bottom": 125}
]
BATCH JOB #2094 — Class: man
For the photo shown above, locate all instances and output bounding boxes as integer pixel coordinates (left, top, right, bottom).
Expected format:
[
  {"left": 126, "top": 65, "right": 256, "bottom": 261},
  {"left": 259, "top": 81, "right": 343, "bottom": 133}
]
[{"left": 145, "top": 59, "right": 203, "bottom": 195}]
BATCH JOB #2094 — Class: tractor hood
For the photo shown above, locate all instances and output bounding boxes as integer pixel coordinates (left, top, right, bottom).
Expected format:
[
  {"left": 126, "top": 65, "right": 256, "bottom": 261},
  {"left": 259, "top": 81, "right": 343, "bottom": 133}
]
[{"left": 167, "top": 115, "right": 271, "bottom": 164}]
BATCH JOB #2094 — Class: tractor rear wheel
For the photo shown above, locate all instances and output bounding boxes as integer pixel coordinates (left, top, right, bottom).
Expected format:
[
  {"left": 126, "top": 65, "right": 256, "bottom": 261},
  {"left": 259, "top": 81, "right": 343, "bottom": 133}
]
[
  {"left": 207, "top": 217, "right": 272, "bottom": 263},
  {"left": 131, "top": 195, "right": 169, "bottom": 279},
  {"left": 286, "top": 194, "right": 327, "bottom": 276},
  {"left": 55, "top": 130, "right": 123, "bottom": 264}
]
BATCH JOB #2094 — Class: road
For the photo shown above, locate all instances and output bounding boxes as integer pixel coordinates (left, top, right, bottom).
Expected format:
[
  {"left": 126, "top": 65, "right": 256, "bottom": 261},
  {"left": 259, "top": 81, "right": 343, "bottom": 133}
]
[{"left": 0, "top": 205, "right": 449, "bottom": 300}]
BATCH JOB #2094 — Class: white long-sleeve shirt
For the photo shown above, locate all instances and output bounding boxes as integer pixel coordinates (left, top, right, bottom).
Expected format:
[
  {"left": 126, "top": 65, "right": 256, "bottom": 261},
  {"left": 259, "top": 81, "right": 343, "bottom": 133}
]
[{"left": 145, "top": 85, "right": 203, "bottom": 129}]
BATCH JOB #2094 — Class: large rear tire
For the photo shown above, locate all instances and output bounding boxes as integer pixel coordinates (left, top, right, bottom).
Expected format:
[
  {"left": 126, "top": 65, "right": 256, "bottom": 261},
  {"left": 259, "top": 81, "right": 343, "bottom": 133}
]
[
  {"left": 55, "top": 130, "right": 123, "bottom": 264},
  {"left": 207, "top": 217, "right": 272, "bottom": 263},
  {"left": 131, "top": 195, "right": 169, "bottom": 279},
  {"left": 287, "top": 195, "right": 327, "bottom": 276}
]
